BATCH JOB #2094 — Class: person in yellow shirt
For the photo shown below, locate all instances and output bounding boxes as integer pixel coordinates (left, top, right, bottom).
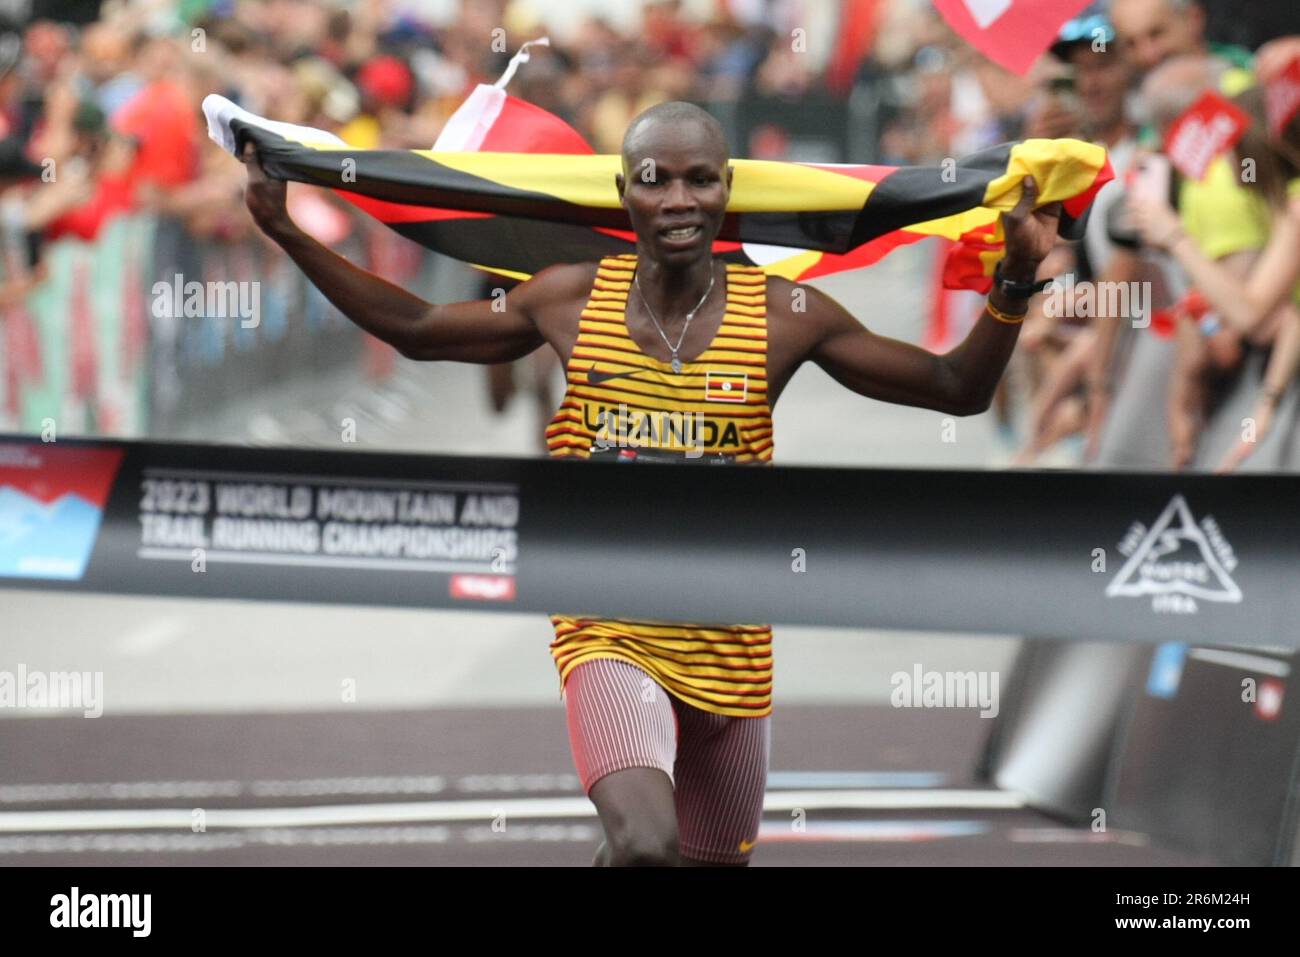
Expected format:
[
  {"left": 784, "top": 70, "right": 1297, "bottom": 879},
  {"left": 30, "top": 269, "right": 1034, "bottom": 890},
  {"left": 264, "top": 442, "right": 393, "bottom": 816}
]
[
  {"left": 1134, "top": 69, "right": 1300, "bottom": 469},
  {"left": 1085, "top": 53, "right": 1260, "bottom": 469}
]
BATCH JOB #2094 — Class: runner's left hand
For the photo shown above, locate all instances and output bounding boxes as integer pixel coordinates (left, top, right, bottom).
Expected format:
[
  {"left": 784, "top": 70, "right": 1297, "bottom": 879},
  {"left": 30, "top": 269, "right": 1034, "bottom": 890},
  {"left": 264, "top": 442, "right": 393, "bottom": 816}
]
[{"left": 1000, "top": 176, "right": 1062, "bottom": 277}]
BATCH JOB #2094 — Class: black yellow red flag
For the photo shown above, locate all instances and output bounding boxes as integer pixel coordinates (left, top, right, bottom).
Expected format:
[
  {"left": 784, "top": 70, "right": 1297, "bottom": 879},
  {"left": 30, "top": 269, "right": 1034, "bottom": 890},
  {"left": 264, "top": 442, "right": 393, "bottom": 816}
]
[{"left": 205, "top": 91, "right": 1110, "bottom": 292}]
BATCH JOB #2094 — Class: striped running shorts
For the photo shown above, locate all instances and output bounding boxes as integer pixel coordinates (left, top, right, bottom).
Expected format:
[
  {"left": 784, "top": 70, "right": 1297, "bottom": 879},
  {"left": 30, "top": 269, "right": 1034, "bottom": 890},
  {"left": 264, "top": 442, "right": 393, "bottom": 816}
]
[{"left": 562, "top": 656, "right": 771, "bottom": 864}]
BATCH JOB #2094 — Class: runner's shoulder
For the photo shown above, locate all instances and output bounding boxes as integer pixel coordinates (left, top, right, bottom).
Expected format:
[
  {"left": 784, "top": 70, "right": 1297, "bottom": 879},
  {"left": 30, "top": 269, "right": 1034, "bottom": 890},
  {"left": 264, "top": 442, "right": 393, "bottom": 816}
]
[
  {"left": 516, "top": 261, "right": 600, "bottom": 306},
  {"left": 763, "top": 273, "right": 841, "bottom": 330}
]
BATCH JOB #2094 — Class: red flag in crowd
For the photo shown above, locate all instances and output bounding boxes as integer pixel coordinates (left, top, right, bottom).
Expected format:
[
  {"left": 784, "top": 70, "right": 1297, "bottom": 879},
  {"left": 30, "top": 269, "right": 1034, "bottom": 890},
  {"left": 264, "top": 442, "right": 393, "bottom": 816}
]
[
  {"left": 931, "top": 0, "right": 1096, "bottom": 75},
  {"left": 1163, "top": 90, "right": 1251, "bottom": 182},
  {"left": 826, "top": 0, "right": 884, "bottom": 95},
  {"left": 1264, "top": 55, "right": 1300, "bottom": 137}
]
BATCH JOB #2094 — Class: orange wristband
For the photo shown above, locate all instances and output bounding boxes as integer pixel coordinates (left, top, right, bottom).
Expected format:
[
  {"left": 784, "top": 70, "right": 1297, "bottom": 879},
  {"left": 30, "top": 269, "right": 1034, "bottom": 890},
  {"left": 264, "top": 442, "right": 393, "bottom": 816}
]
[{"left": 985, "top": 300, "right": 1027, "bottom": 325}]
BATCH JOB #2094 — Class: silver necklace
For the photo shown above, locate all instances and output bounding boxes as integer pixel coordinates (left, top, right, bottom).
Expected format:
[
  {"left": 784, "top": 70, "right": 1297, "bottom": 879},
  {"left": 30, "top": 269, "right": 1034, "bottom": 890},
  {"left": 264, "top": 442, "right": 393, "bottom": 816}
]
[{"left": 633, "top": 263, "right": 716, "bottom": 374}]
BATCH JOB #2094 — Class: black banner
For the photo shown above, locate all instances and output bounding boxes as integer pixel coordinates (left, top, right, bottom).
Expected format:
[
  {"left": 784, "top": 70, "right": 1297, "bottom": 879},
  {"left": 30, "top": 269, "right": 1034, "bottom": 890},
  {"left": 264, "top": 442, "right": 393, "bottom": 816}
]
[
  {"left": 1, "top": 865, "right": 1288, "bottom": 939},
  {"left": 2, "top": 434, "right": 1298, "bottom": 649}
]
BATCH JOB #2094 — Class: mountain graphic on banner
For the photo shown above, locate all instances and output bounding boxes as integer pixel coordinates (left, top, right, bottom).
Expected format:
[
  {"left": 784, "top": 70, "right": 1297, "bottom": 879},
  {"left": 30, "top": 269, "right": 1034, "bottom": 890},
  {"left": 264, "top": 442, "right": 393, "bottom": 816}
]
[
  {"left": 0, "top": 442, "right": 123, "bottom": 581},
  {"left": 0, "top": 487, "right": 104, "bottom": 579}
]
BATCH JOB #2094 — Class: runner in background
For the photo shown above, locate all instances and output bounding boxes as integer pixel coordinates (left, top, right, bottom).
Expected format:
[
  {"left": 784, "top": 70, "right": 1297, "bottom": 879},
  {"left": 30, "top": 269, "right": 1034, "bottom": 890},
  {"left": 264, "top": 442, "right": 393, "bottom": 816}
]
[{"left": 479, "top": 272, "right": 560, "bottom": 453}]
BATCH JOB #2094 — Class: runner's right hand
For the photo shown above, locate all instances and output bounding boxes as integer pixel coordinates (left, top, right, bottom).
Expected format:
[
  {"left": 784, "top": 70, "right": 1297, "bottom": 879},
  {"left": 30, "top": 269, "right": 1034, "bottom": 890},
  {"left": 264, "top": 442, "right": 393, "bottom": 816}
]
[{"left": 241, "top": 141, "right": 289, "bottom": 236}]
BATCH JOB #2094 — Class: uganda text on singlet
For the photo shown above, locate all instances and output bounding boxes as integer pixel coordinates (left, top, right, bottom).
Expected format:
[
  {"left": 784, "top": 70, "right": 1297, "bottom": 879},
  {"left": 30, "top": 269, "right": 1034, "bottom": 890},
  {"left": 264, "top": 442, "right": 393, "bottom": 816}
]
[{"left": 545, "top": 253, "right": 774, "bottom": 718}]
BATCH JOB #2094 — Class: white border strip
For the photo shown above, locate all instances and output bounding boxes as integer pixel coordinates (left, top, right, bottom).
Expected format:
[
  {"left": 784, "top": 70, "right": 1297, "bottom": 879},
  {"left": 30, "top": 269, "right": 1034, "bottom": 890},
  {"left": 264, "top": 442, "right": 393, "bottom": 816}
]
[
  {"left": 142, "top": 466, "right": 518, "bottom": 493},
  {"left": 0, "top": 789, "right": 1024, "bottom": 833},
  {"left": 136, "top": 548, "right": 506, "bottom": 575},
  {"left": 1187, "top": 648, "right": 1291, "bottom": 677}
]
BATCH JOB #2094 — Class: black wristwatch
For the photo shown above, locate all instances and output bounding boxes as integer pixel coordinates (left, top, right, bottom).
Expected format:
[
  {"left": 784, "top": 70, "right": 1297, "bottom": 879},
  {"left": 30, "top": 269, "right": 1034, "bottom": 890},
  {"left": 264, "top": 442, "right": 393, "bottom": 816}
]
[{"left": 993, "top": 260, "right": 1054, "bottom": 300}]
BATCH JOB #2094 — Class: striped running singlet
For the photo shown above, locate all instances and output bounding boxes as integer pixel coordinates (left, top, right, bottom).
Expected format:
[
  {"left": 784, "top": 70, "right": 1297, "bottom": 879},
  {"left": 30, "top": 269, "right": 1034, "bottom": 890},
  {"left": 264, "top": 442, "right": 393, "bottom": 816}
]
[{"left": 544, "top": 253, "right": 775, "bottom": 718}]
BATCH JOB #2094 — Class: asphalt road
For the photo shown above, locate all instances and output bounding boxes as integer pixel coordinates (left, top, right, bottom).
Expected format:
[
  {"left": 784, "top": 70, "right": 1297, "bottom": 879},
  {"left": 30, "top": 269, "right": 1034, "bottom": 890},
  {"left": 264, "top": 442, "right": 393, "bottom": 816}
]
[{"left": 0, "top": 704, "right": 1208, "bottom": 866}]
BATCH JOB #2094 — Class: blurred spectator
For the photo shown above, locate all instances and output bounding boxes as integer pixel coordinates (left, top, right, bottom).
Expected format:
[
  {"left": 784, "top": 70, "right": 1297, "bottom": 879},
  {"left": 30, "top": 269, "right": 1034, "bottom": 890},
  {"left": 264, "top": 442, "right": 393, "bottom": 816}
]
[
  {"left": 1130, "top": 55, "right": 1267, "bottom": 469},
  {"left": 1017, "top": 7, "right": 1140, "bottom": 465},
  {"left": 1111, "top": 0, "right": 1253, "bottom": 88},
  {"left": 1110, "top": 0, "right": 1210, "bottom": 75},
  {"left": 28, "top": 98, "right": 135, "bottom": 243},
  {"left": 111, "top": 35, "right": 200, "bottom": 189},
  {"left": 1132, "top": 82, "right": 1300, "bottom": 470},
  {"left": 75, "top": 21, "right": 141, "bottom": 119},
  {"left": 693, "top": 17, "right": 764, "bottom": 101}
]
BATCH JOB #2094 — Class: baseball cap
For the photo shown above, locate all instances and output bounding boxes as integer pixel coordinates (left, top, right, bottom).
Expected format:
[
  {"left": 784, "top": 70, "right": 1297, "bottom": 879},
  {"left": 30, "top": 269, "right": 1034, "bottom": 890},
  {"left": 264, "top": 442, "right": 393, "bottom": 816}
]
[
  {"left": 1049, "top": 3, "right": 1116, "bottom": 60},
  {"left": 356, "top": 55, "right": 414, "bottom": 109}
]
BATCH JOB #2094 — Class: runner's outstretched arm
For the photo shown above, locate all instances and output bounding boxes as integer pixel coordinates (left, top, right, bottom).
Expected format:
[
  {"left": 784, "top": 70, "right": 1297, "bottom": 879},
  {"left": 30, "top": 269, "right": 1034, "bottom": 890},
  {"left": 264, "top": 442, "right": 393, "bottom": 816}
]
[
  {"left": 242, "top": 141, "right": 579, "bottom": 364},
  {"left": 802, "top": 176, "right": 1062, "bottom": 415}
]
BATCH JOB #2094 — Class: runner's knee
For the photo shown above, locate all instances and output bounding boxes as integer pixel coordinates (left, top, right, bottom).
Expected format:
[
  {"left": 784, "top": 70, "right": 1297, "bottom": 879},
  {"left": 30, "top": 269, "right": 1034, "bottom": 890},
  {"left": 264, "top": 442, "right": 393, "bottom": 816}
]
[
  {"left": 606, "top": 824, "right": 679, "bottom": 866},
  {"left": 589, "top": 767, "right": 679, "bottom": 866}
]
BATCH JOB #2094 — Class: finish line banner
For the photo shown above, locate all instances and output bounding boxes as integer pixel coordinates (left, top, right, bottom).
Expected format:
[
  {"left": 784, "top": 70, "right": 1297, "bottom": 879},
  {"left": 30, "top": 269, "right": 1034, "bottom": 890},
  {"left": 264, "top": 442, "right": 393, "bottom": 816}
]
[{"left": 2, "top": 434, "right": 1299, "bottom": 649}]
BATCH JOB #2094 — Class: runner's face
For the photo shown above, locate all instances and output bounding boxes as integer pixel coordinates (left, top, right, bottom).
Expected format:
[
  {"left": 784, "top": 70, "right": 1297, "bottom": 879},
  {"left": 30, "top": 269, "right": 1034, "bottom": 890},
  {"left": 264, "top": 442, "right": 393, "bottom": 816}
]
[{"left": 617, "top": 123, "right": 732, "bottom": 266}]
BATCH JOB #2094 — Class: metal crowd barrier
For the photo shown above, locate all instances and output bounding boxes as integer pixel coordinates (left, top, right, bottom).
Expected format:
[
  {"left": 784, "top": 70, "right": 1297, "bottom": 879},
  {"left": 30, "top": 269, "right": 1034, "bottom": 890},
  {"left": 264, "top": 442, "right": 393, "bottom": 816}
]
[{"left": 0, "top": 209, "right": 433, "bottom": 439}]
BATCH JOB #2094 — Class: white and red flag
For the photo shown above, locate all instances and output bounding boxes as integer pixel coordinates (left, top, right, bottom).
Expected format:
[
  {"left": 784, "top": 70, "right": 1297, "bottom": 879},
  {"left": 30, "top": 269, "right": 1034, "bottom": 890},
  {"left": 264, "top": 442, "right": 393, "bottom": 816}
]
[
  {"left": 1264, "top": 55, "right": 1300, "bottom": 137},
  {"left": 1163, "top": 90, "right": 1252, "bottom": 182},
  {"left": 428, "top": 39, "right": 590, "bottom": 155},
  {"left": 931, "top": 0, "right": 1095, "bottom": 75}
]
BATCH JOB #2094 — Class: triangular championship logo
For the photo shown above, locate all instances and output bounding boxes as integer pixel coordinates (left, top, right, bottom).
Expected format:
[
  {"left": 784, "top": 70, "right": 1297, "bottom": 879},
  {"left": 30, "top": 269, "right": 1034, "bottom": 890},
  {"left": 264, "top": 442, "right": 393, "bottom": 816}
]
[
  {"left": 1106, "top": 495, "right": 1242, "bottom": 614},
  {"left": 705, "top": 371, "right": 748, "bottom": 403}
]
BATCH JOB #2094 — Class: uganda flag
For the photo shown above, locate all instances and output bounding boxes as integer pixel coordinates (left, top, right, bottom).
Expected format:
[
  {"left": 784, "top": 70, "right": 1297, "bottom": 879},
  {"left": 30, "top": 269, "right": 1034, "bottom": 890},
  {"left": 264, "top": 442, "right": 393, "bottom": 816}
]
[
  {"left": 204, "top": 87, "right": 1110, "bottom": 293},
  {"left": 704, "top": 371, "right": 749, "bottom": 404}
]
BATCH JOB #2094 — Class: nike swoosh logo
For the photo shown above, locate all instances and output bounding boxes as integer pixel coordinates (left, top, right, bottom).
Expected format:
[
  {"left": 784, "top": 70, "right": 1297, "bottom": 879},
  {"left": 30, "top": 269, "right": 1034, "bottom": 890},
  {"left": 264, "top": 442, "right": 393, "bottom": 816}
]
[
  {"left": 738, "top": 837, "right": 757, "bottom": 853},
  {"left": 586, "top": 366, "right": 648, "bottom": 385}
]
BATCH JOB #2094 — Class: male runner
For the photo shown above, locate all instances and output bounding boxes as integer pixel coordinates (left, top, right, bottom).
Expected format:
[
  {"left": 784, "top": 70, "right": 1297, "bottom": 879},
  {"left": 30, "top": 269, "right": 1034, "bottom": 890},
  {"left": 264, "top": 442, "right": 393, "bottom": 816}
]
[{"left": 241, "top": 100, "right": 1061, "bottom": 866}]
